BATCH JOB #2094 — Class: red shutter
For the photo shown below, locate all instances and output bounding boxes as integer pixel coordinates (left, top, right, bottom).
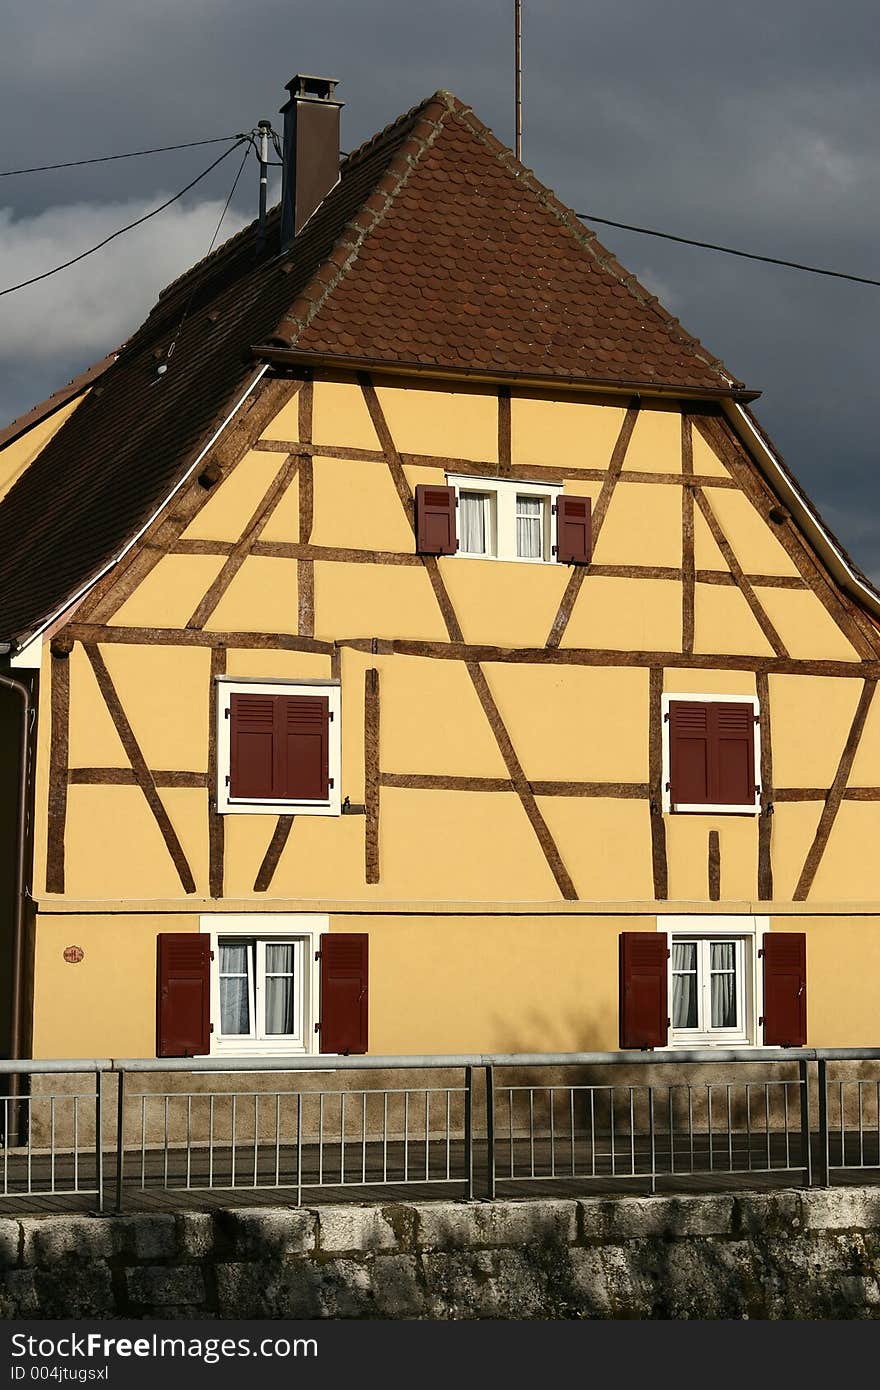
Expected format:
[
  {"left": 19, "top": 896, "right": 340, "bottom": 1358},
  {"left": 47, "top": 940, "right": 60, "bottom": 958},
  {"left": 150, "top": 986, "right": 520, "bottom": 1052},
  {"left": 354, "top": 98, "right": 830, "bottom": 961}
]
[
  {"left": 619, "top": 932, "right": 668, "bottom": 1049},
  {"left": 157, "top": 933, "right": 211, "bottom": 1057},
  {"left": 280, "top": 696, "right": 329, "bottom": 800},
  {"left": 320, "top": 933, "right": 368, "bottom": 1054},
  {"left": 555, "top": 495, "right": 592, "bottom": 564},
  {"left": 230, "top": 693, "right": 275, "bottom": 799},
  {"left": 762, "top": 933, "right": 806, "bottom": 1047},
  {"left": 713, "top": 702, "right": 756, "bottom": 805},
  {"left": 415, "top": 485, "right": 457, "bottom": 555},
  {"left": 668, "top": 701, "right": 711, "bottom": 805}
]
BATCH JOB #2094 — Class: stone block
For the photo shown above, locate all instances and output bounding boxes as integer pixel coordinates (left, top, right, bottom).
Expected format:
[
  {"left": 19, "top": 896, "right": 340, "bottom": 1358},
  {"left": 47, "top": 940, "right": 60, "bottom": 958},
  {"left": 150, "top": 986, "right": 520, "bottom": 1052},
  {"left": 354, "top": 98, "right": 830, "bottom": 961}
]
[
  {"left": 423, "top": 1248, "right": 548, "bottom": 1319},
  {"left": 218, "top": 1207, "right": 316, "bottom": 1257},
  {"left": 371, "top": 1255, "right": 426, "bottom": 1318},
  {"left": 124, "top": 1215, "right": 178, "bottom": 1261},
  {"left": 0, "top": 1221, "right": 20, "bottom": 1268},
  {"left": 126, "top": 1265, "right": 206, "bottom": 1307},
  {"left": 732, "top": 1189, "right": 802, "bottom": 1236},
  {"left": 579, "top": 1193, "right": 734, "bottom": 1241},
  {"left": 417, "top": 1199, "right": 577, "bottom": 1251},
  {"left": 802, "top": 1188, "right": 880, "bottom": 1232},
  {"left": 215, "top": 1260, "right": 323, "bottom": 1319},
  {"left": 0, "top": 1269, "right": 38, "bottom": 1317},
  {"left": 20, "top": 1216, "right": 117, "bottom": 1267},
  {"left": 176, "top": 1212, "right": 214, "bottom": 1260},
  {"left": 318, "top": 1205, "right": 397, "bottom": 1253},
  {"left": 32, "top": 1265, "right": 116, "bottom": 1318}
]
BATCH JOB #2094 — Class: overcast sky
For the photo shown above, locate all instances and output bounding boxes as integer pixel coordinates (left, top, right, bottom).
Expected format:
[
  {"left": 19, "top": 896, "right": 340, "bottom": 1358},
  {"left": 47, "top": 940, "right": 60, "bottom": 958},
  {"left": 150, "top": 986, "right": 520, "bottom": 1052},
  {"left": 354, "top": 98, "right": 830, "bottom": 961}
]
[{"left": 1, "top": 1, "right": 877, "bottom": 581}]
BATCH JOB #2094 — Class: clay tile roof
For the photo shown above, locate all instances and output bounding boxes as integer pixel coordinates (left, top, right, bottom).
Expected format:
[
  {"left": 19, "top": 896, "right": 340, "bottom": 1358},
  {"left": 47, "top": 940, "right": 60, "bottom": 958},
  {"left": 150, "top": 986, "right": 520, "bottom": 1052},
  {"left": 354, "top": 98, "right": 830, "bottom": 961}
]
[{"left": 0, "top": 88, "right": 741, "bottom": 644}]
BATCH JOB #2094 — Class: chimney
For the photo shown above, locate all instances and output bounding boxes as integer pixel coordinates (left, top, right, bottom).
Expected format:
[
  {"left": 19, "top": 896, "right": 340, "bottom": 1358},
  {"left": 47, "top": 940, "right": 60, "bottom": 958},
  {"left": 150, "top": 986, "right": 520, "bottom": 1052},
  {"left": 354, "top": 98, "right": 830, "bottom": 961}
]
[{"left": 279, "top": 75, "right": 343, "bottom": 249}]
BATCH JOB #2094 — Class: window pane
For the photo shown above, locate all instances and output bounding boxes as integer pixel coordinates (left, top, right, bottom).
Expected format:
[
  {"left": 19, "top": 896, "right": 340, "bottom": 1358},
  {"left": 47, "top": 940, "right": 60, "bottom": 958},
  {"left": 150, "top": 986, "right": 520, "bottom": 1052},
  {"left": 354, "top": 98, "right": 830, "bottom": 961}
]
[
  {"left": 671, "top": 940, "right": 698, "bottom": 1028},
  {"left": 265, "top": 942, "right": 295, "bottom": 975},
  {"left": 220, "top": 977, "right": 250, "bottom": 1034},
  {"left": 219, "top": 941, "right": 249, "bottom": 975},
  {"left": 265, "top": 976, "right": 295, "bottom": 1034},
  {"left": 672, "top": 941, "right": 696, "bottom": 973},
  {"left": 460, "top": 492, "right": 489, "bottom": 554},
  {"left": 710, "top": 942, "right": 738, "bottom": 1028},
  {"left": 516, "top": 496, "right": 543, "bottom": 559}
]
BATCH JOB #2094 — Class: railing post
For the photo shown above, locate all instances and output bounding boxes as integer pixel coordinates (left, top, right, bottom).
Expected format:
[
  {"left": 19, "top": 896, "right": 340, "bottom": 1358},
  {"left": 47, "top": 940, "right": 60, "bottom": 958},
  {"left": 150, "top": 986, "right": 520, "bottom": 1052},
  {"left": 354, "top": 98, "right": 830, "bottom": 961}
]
[
  {"left": 798, "top": 1059, "right": 812, "bottom": 1188},
  {"left": 817, "top": 1058, "right": 829, "bottom": 1186},
  {"left": 115, "top": 1070, "right": 126, "bottom": 1214},
  {"left": 464, "top": 1065, "right": 474, "bottom": 1200},
  {"left": 485, "top": 1065, "right": 495, "bottom": 1200},
  {"left": 648, "top": 1086, "right": 656, "bottom": 1194},
  {"left": 95, "top": 1070, "right": 104, "bottom": 1214}
]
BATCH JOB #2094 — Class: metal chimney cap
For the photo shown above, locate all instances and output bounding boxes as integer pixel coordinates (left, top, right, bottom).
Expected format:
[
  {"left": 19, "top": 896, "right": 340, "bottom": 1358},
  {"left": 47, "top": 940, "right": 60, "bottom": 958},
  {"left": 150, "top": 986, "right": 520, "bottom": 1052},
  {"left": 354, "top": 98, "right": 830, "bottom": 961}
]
[{"left": 283, "top": 74, "right": 342, "bottom": 104}]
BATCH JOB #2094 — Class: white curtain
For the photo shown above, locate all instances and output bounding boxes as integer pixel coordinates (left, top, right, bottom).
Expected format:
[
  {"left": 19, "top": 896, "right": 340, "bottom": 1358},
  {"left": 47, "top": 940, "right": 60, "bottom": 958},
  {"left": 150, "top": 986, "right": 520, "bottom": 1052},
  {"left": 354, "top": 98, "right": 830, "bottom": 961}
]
[
  {"left": 265, "top": 942, "right": 295, "bottom": 1035},
  {"left": 671, "top": 941, "right": 697, "bottom": 1028},
  {"left": 219, "top": 941, "right": 250, "bottom": 1035},
  {"left": 710, "top": 942, "right": 737, "bottom": 1028},
  {"left": 516, "top": 496, "right": 543, "bottom": 558},
  {"left": 460, "top": 492, "right": 489, "bottom": 554}
]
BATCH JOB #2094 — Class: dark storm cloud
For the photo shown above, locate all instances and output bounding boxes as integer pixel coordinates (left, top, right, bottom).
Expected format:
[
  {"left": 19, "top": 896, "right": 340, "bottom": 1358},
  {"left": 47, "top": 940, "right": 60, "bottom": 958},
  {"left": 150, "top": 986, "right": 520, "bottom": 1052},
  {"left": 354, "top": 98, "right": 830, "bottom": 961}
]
[{"left": 1, "top": 0, "right": 878, "bottom": 578}]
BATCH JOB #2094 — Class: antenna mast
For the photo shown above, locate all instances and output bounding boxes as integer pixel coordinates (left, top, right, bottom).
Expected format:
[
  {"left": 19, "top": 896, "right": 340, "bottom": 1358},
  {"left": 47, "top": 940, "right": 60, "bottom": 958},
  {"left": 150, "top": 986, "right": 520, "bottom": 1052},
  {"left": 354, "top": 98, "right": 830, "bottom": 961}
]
[{"left": 514, "top": 0, "right": 522, "bottom": 160}]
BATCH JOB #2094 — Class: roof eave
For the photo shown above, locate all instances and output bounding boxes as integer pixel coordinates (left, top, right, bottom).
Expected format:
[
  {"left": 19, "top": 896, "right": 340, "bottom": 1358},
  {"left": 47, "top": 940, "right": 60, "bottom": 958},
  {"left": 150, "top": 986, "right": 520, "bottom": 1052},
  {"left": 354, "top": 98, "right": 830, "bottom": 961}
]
[
  {"left": 721, "top": 399, "right": 880, "bottom": 625},
  {"left": 251, "top": 344, "right": 761, "bottom": 403}
]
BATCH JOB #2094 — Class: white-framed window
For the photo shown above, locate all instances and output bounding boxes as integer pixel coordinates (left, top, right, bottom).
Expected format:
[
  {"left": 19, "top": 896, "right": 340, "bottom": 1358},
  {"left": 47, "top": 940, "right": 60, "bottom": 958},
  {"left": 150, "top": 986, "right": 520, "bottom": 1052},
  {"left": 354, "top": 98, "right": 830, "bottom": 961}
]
[
  {"left": 216, "top": 678, "right": 341, "bottom": 816},
  {"left": 661, "top": 692, "right": 761, "bottom": 815},
  {"left": 662, "top": 915, "right": 768, "bottom": 1047},
  {"left": 204, "top": 914, "right": 325, "bottom": 1056},
  {"left": 448, "top": 474, "right": 561, "bottom": 562}
]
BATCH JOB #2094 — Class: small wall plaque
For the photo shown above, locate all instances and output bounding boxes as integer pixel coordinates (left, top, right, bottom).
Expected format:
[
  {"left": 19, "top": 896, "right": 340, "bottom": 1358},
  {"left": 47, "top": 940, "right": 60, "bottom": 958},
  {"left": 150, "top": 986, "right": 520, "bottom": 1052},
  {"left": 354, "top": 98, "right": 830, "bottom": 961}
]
[{"left": 63, "top": 945, "right": 84, "bottom": 965}]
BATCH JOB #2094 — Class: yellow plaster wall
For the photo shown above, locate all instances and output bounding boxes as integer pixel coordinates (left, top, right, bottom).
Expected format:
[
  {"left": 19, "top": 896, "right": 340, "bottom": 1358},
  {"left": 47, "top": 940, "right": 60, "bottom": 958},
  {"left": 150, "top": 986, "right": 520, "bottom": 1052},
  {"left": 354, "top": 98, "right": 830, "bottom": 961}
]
[
  {"left": 664, "top": 668, "right": 756, "bottom": 696},
  {"left": 591, "top": 483, "right": 683, "bottom": 567},
  {"left": 770, "top": 676, "right": 863, "bottom": 788},
  {"left": 773, "top": 916, "right": 880, "bottom": 1047},
  {"left": 310, "top": 455, "right": 415, "bottom": 552},
  {"left": 64, "top": 786, "right": 193, "bottom": 900},
  {"left": 314, "top": 561, "right": 450, "bottom": 641},
  {"left": 225, "top": 648, "right": 332, "bottom": 680},
  {"left": 850, "top": 691, "right": 880, "bottom": 786},
  {"left": 619, "top": 407, "right": 682, "bottom": 474},
  {"left": 180, "top": 450, "right": 288, "bottom": 542},
  {"left": 204, "top": 556, "right": 298, "bottom": 634},
  {"left": 706, "top": 489, "right": 800, "bottom": 576},
  {"left": 439, "top": 558, "right": 569, "bottom": 647},
  {"left": 374, "top": 380, "right": 497, "bottom": 461},
  {"left": 0, "top": 395, "right": 86, "bottom": 505},
  {"left": 768, "top": 804, "right": 824, "bottom": 901},
  {"left": 691, "top": 430, "right": 731, "bottom": 478},
  {"left": 693, "top": 584, "right": 776, "bottom": 657},
  {"left": 665, "top": 815, "right": 757, "bottom": 901},
  {"left": 110, "top": 555, "right": 226, "bottom": 629},
  {"left": 693, "top": 509, "right": 731, "bottom": 571},
  {"left": 510, "top": 393, "right": 626, "bottom": 469},
  {"left": 562, "top": 577, "right": 682, "bottom": 652},
  {"left": 67, "top": 645, "right": 127, "bottom": 769},
  {"left": 809, "top": 804, "right": 880, "bottom": 901},
  {"left": 756, "top": 588, "right": 861, "bottom": 662},
  {"left": 484, "top": 664, "right": 649, "bottom": 782},
  {"left": 311, "top": 377, "right": 381, "bottom": 451},
  {"left": 537, "top": 799, "right": 654, "bottom": 900},
  {"left": 31, "top": 913, "right": 194, "bottom": 1058},
  {"left": 381, "top": 655, "right": 509, "bottom": 778},
  {"left": 100, "top": 644, "right": 210, "bottom": 772}
]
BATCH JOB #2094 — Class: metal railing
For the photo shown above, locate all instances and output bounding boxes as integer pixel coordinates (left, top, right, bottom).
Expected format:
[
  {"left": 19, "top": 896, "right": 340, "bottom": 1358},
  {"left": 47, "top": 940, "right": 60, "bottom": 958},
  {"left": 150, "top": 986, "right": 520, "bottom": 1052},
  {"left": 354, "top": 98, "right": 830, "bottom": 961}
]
[{"left": 3, "top": 1049, "right": 880, "bottom": 1211}]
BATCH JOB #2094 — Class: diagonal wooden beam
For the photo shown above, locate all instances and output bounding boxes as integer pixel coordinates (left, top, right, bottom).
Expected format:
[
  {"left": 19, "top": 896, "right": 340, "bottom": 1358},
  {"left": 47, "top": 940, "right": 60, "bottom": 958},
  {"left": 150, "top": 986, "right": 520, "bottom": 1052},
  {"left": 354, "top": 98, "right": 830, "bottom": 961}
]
[
  {"left": 358, "top": 372, "right": 577, "bottom": 899},
  {"left": 545, "top": 399, "right": 640, "bottom": 649},
  {"left": 84, "top": 644, "right": 196, "bottom": 893},
  {"left": 693, "top": 486, "right": 788, "bottom": 657},
  {"left": 254, "top": 815, "right": 295, "bottom": 893},
  {"left": 793, "top": 678, "right": 877, "bottom": 900},
  {"left": 186, "top": 451, "right": 300, "bottom": 629}
]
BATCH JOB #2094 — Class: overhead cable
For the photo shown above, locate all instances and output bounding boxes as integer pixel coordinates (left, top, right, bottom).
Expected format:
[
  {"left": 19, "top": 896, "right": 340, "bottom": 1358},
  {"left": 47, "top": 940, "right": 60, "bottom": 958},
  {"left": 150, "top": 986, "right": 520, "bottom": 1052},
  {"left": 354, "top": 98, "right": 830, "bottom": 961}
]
[{"left": 0, "top": 135, "right": 243, "bottom": 179}]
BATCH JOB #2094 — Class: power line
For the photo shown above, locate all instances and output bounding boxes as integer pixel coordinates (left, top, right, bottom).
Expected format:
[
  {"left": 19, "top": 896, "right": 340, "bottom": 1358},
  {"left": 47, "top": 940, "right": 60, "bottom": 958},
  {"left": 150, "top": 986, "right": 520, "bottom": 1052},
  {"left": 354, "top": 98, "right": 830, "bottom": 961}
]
[
  {"left": 578, "top": 211, "right": 880, "bottom": 289},
  {"left": 0, "top": 135, "right": 243, "bottom": 179},
  {"left": 0, "top": 140, "right": 248, "bottom": 300}
]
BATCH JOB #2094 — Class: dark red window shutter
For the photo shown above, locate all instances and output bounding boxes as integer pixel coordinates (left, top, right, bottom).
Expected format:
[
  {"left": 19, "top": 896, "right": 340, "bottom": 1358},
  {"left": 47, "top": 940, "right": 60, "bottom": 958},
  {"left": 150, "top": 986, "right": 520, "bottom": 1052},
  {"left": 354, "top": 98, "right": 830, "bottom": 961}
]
[
  {"left": 668, "top": 701, "right": 756, "bottom": 807},
  {"left": 619, "top": 932, "right": 668, "bottom": 1049},
  {"left": 714, "top": 702, "right": 756, "bottom": 805},
  {"left": 230, "top": 693, "right": 331, "bottom": 801},
  {"left": 320, "top": 933, "right": 368, "bottom": 1054},
  {"left": 157, "top": 933, "right": 211, "bottom": 1058},
  {"left": 555, "top": 495, "right": 592, "bottom": 564},
  {"left": 280, "top": 696, "right": 329, "bottom": 800},
  {"left": 415, "top": 484, "right": 457, "bottom": 555},
  {"left": 230, "top": 693, "right": 275, "bottom": 799},
  {"left": 668, "top": 701, "right": 711, "bottom": 805},
  {"left": 762, "top": 933, "right": 806, "bottom": 1047}
]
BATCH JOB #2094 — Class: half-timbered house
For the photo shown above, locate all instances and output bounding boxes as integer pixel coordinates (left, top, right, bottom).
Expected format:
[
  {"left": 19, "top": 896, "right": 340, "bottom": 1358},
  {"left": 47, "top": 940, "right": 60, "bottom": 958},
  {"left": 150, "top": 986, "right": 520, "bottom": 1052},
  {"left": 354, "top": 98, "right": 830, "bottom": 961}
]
[{"left": 1, "top": 77, "right": 879, "bottom": 1064}]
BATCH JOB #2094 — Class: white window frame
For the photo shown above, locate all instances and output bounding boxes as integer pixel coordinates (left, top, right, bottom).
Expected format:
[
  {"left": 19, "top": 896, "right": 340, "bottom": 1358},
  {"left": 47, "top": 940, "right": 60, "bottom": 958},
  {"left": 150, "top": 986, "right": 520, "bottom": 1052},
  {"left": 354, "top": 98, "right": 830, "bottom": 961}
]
[
  {"left": 216, "top": 677, "right": 341, "bottom": 816},
  {"left": 660, "top": 692, "right": 762, "bottom": 815},
  {"left": 202, "top": 914, "right": 325, "bottom": 1057},
  {"left": 447, "top": 474, "right": 562, "bottom": 563},
  {"left": 660, "top": 915, "right": 768, "bottom": 1048}
]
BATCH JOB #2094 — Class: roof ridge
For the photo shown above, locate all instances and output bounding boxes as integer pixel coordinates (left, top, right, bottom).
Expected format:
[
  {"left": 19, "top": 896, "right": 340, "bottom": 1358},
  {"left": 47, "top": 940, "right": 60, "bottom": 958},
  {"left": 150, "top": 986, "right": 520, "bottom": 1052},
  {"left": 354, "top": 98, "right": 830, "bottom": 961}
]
[
  {"left": 272, "top": 93, "right": 454, "bottom": 347},
  {"left": 446, "top": 96, "right": 739, "bottom": 388}
]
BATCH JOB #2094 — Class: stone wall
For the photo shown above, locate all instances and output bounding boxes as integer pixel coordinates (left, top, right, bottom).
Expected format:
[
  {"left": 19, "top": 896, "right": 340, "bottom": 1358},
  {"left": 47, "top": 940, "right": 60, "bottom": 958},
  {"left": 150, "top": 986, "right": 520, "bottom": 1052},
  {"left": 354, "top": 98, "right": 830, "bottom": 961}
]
[{"left": 1, "top": 1189, "right": 880, "bottom": 1319}]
